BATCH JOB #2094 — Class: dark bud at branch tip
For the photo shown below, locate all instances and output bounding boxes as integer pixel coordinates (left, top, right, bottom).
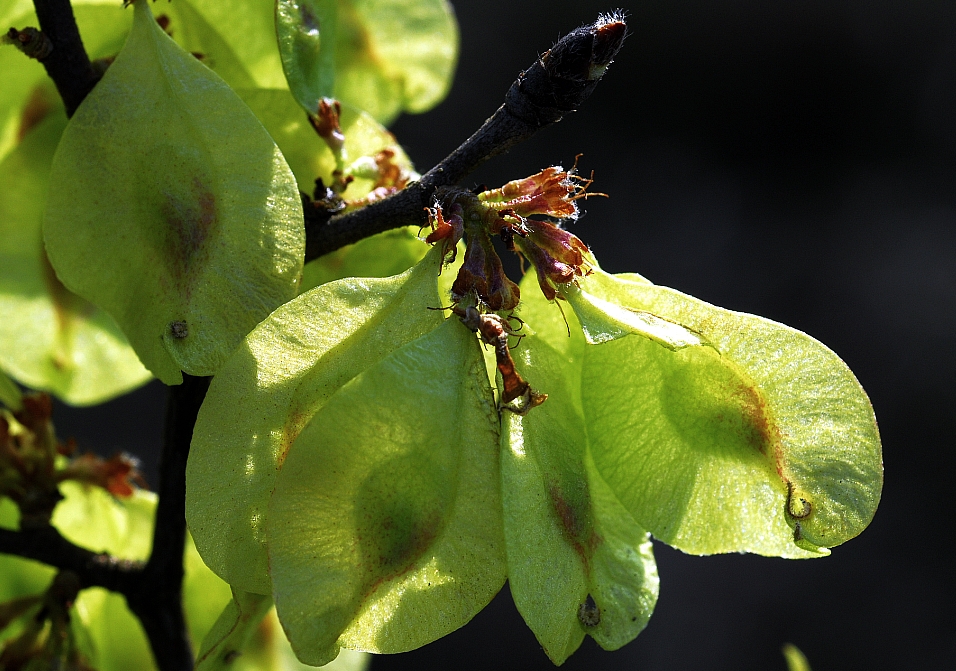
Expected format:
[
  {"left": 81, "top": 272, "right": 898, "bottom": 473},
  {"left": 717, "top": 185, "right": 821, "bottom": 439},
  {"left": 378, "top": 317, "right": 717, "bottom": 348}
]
[
  {"left": 591, "top": 12, "right": 628, "bottom": 67},
  {"left": 505, "top": 11, "right": 627, "bottom": 124},
  {"left": 543, "top": 10, "right": 627, "bottom": 83}
]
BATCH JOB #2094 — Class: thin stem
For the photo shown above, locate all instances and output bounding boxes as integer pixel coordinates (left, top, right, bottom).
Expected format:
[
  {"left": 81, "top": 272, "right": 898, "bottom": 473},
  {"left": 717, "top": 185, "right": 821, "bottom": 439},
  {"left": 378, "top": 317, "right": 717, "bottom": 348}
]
[
  {"left": 125, "top": 374, "right": 210, "bottom": 671},
  {"left": 0, "top": 525, "right": 142, "bottom": 593}
]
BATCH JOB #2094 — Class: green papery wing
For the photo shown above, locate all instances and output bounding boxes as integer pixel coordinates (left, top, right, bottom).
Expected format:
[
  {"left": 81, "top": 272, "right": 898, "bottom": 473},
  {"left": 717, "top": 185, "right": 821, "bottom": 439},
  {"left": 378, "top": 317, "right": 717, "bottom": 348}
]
[
  {"left": 275, "top": 0, "right": 459, "bottom": 123},
  {"left": 0, "top": 370, "right": 22, "bottom": 410},
  {"left": 300, "top": 228, "right": 429, "bottom": 293},
  {"left": 276, "top": 0, "right": 338, "bottom": 112},
  {"left": 0, "top": 110, "right": 151, "bottom": 405},
  {"left": 186, "top": 248, "right": 445, "bottom": 595},
  {"left": 268, "top": 318, "right": 505, "bottom": 665},
  {"left": 158, "top": 0, "right": 259, "bottom": 90},
  {"left": 502, "top": 330, "right": 658, "bottom": 664},
  {"left": 161, "top": 0, "right": 286, "bottom": 88},
  {"left": 43, "top": 0, "right": 304, "bottom": 385},
  {"left": 579, "top": 270, "right": 882, "bottom": 554},
  {"left": 196, "top": 591, "right": 370, "bottom": 671}
]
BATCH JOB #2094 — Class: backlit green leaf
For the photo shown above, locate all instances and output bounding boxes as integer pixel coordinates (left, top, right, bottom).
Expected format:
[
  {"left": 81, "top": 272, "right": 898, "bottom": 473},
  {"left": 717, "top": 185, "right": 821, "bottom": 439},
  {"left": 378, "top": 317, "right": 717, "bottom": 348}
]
[
  {"left": 563, "top": 280, "right": 705, "bottom": 349},
  {"left": 159, "top": 0, "right": 258, "bottom": 90},
  {"left": 178, "top": 0, "right": 286, "bottom": 88},
  {"left": 196, "top": 592, "right": 370, "bottom": 671},
  {"left": 502, "top": 330, "right": 658, "bottom": 664},
  {"left": 300, "top": 228, "right": 429, "bottom": 292},
  {"left": 276, "top": 0, "right": 338, "bottom": 112},
  {"left": 268, "top": 317, "right": 504, "bottom": 664},
  {"left": 43, "top": 0, "right": 304, "bottom": 384},
  {"left": 783, "top": 643, "right": 813, "bottom": 671},
  {"left": 0, "top": 110, "right": 151, "bottom": 405},
  {"left": 276, "top": 0, "right": 459, "bottom": 123},
  {"left": 577, "top": 270, "right": 882, "bottom": 555},
  {"left": 186, "top": 248, "right": 445, "bottom": 594}
]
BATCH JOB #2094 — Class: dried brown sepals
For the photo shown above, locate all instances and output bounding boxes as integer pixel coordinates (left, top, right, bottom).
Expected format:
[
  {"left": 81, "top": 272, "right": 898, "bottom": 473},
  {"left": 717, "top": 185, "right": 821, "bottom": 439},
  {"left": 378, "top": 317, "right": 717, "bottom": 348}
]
[
  {"left": 2, "top": 394, "right": 62, "bottom": 525},
  {"left": 60, "top": 451, "right": 147, "bottom": 498},
  {"left": 478, "top": 161, "right": 604, "bottom": 221},
  {"left": 451, "top": 231, "right": 520, "bottom": 311},
  {"left": 424, "top": 203, "right": 464, "bottom": 263}
]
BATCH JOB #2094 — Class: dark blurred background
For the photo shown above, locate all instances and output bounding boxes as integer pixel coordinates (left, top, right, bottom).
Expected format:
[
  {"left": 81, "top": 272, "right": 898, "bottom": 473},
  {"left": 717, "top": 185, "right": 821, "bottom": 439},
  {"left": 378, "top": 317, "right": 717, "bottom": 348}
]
[{"left": 54, "top": 0, "right": 956, "bottom": 669}]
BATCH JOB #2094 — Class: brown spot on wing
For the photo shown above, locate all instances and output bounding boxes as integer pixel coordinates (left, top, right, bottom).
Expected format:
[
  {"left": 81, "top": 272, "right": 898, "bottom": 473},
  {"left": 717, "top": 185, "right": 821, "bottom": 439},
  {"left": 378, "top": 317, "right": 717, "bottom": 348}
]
[
  {"left": 548, "top": 481, "right": 599, "bottom": 574},
  {"left": 162, "top": 177, "right": 218, "bottom": 298}
]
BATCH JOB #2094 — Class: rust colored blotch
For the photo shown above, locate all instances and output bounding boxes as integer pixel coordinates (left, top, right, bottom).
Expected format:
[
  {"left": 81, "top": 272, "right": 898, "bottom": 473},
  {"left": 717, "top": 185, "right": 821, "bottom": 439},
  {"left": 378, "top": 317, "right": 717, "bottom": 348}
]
[
  {"left": 728, "top": 380, "right": 778, "bottom": 457},
  {"left": 162, "top": 177, "right": 218, "bottom": 296},
  {"left": 578, "top": 594, "right": 601, "bottom": 627},
  {"left": 40, "top": 244, "right": 92, "bottom": 368},
  {"left": 374, "top": 509, "right": 440, "bottom": 575},
  {"left": 548, "top": 482, "right": 598, "bottom": 572}
]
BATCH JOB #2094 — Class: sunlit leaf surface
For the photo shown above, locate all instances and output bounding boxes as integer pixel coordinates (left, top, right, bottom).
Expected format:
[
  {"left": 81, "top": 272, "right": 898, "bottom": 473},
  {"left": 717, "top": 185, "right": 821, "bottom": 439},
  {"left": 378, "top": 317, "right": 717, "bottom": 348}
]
[
  {"left": 187, "top": 248, "right": 445, "bottom": 594},
  {"left": 573, "top": 270, "right": 882, "bottom": 555},
  {"left": 43, "top": 0, "right": 304, "bottom": 384},
  {"left": 269, "top": 317, "right": 504, "bottom": 664}
]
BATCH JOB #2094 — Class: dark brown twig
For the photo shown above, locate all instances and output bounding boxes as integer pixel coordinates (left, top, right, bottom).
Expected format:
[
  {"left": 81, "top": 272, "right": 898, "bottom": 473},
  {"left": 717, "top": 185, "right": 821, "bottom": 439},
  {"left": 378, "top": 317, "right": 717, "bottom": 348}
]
[
  {"left": 0, "top": 525, "right": 142, "bottom": 594},
  {"left": 125, "top": 374, "right": 209, "bottom": 671},
  {"left": 29, "top": 0, "right": 100, "bottom": 117}
]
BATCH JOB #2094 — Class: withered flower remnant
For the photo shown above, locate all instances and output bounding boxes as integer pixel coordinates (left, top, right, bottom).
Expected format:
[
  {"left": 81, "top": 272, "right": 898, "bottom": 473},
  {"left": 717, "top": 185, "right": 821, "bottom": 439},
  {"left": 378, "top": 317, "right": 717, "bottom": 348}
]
[
  {"left": 434, "top": 164, "right": 595, "bottom": 310},
  {"left": 452, "top": 227, "right": 521, "bottom": 311}
]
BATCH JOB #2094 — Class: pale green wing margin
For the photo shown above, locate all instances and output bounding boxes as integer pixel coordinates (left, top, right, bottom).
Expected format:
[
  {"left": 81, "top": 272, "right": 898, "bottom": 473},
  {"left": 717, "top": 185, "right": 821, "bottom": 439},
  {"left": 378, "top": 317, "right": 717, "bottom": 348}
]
[
  {"left": 502, "top": 323, "right": 657, "bottom": 665},
  {"left": 186, "top": 248, "right": 445, "bottom": 595},
  {"left": 268, "top": 318, "right": 505, "bottom": 666},
  {"left": 0, "top": 111, "right": 151, "bottom": 406},
  {"left": 43, "top": 0, "right": 304, "bottom": 384},
  {"left": 579, "top": 270, "right": 882, "bottom": 555}
]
